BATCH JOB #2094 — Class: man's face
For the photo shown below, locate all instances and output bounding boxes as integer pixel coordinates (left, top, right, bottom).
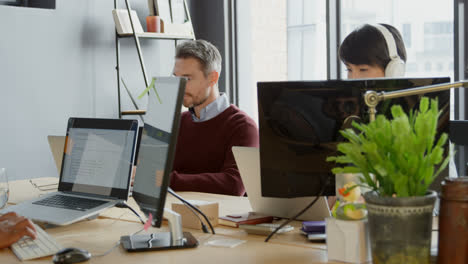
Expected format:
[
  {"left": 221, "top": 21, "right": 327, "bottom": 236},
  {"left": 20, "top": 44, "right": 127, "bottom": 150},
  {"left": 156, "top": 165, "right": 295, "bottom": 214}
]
[
  {"left": 173, "top": 57, "right": 215, "bottom": 108},
  {"left": 345, "top": 63, "right": 385, "bottom": 79}
]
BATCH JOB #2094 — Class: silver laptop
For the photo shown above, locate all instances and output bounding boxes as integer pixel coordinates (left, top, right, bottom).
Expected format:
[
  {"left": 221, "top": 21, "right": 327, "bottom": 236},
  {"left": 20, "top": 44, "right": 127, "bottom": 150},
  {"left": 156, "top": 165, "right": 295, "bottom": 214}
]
[
  {"left": 2, "top": 117, "right": 139, "bottom": 226},
  {"left": 233, "top": 146, "right": 331, "bottom": 221}
]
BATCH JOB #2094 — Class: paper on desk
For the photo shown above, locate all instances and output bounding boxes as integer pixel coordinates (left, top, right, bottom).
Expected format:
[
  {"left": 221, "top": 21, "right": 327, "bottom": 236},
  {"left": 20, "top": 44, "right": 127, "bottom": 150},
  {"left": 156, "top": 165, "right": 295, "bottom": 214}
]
[
  {"left": 8, "top": 177, "right": 58, "bottom": 205},
  {"left": 205, "top": 238, "right": 246, "bottom": 248}
]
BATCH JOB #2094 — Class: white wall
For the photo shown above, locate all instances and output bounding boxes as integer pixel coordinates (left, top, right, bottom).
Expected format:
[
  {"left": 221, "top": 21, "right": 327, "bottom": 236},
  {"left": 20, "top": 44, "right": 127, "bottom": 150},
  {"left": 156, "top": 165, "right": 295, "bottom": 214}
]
[{"left": 0, "top": 1, "right": 175, "bottom": 180}]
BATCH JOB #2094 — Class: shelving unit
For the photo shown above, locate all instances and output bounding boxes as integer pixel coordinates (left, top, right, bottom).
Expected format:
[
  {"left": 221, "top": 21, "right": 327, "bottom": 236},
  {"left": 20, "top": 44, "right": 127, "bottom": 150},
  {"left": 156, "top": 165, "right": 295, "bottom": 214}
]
[
  {"left": 118, "top": 32, "right": 195, "bottom": 39},
  {"left": 114, "top": 0, "right": 195, "bottom": 118}
]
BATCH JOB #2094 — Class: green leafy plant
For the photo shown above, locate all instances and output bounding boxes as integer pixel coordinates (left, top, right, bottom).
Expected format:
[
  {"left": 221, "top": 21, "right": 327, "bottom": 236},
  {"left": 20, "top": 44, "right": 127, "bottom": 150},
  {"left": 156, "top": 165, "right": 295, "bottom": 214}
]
[{"left": 327, "top": 97, "right": 450, "bottom": 197}]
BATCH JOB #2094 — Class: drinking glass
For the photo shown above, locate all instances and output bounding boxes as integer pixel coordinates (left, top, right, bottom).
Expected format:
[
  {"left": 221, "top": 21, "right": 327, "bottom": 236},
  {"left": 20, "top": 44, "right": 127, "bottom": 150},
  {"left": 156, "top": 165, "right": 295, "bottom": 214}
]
[{"left": 0, "top": 168, "right": 9, "bottom": 208}]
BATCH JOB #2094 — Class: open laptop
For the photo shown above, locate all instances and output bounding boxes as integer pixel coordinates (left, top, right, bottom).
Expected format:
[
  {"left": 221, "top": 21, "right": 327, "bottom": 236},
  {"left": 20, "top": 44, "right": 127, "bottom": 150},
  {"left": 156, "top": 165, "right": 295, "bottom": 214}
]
[
  {"left": 2, "top": 117, "right": 139, "bottom": 226},
  {"left": 232, "top": 146, "right": 331, "bottom": 221}
]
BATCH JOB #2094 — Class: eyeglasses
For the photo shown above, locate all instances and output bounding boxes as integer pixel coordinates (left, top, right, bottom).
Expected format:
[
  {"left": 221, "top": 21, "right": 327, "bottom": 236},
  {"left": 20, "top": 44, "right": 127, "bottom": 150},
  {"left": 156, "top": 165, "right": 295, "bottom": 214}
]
[{"left": 29, "top": 180, "right": 58, "bottom": 191}]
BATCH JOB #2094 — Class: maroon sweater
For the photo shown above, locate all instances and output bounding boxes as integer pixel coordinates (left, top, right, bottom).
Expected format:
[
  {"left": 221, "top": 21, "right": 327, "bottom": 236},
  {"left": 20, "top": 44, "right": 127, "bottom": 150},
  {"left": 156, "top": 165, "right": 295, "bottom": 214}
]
[{"left": 170, "top": 105, "right": 259, "bottom": 196}]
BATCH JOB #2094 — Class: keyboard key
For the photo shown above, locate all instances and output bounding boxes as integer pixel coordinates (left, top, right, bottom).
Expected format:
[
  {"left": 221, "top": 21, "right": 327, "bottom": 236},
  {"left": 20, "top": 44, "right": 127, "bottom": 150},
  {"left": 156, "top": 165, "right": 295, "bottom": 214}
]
[
  {"left": 11, "top": 224, "right": 63, "bottom": 261},
  {"left": 32, "top": 194, "right": 107, "bottom": 211}
]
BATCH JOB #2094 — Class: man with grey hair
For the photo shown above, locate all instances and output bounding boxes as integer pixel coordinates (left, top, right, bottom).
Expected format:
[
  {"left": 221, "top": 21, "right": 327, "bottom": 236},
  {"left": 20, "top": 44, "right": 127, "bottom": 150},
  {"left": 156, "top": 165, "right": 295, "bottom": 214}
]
[{"left": 170, "top": 39, "right": 258, "bottom": 196}]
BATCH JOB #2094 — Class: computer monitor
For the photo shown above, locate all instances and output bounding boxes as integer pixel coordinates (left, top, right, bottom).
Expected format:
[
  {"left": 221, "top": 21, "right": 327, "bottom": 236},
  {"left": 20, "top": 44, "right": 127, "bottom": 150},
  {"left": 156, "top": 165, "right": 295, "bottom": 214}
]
[
  {"left": 257, "top": 77, "right": 451, "bottom": 198},
  {"left": 120, "top": 77, "right": 197, "bottom": 251}
]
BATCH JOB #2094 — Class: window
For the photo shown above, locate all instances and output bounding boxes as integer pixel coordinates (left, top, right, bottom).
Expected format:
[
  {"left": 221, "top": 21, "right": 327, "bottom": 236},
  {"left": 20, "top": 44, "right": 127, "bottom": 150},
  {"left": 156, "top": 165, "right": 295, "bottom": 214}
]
[
  {"left": 402, "top": 23, "right": 412, "bottom": 48},
  {"left": 407, "top": 62, "right": 418, "bottom": 72},
  {"left": 437, "top": 62, "right": 444, "bottom": 72},
  {"left": 287, "top": 0, "right": 327, "bottom": 80},
  {"left": 424, "top": 22, "right": 453, "bottom": 34},
  {"left": 425, "top": 62, "right": 432, "bottom": 72},
  {"left": 237, "top": 0, "right": 325, "bottom": 123},
  {"left": 340, "top": 0, "right": 454, "bottom": 80},
  {"left": 236, "top": 0, "right": 455, "bottom": 123},
  {"left": 236, "top": 0, "right": 288, "bottom": 123}
]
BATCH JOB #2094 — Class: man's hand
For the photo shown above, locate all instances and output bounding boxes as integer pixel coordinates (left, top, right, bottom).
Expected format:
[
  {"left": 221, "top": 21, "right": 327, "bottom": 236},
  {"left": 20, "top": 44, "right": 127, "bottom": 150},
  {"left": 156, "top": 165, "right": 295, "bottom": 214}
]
[{"left": 0, "top": 212, "right": 36, "bottom": 249}]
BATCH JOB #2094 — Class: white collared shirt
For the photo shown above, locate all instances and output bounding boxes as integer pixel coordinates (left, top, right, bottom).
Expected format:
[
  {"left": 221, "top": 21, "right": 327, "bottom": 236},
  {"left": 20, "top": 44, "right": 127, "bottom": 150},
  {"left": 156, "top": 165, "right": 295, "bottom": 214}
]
[{"left": 190, "top": 93, "right": 230, "bottom": 122}]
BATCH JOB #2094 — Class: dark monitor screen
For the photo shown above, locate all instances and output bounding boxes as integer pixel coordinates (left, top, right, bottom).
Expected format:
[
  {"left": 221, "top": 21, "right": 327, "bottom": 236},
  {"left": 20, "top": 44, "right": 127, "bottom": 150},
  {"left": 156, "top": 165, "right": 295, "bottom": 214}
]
[
  {"left": 258, "top": 77, "right": 451, "bottom": 198},
  {"left": 132, "top": 77, "right": 185, "bottom": 227},
  {"left": 0, "top": 0, "right": 56, "bottom": 9}
]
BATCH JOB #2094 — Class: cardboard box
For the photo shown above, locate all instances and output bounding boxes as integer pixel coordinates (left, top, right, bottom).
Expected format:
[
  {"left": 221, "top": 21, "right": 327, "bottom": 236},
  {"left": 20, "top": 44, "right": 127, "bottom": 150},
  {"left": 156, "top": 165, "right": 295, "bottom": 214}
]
[
  {"left": 171, "top": 200, "right": 218, "bottom": 230},
  {"left": 326, "top": 217, "right": 372, "bottom": 263}
]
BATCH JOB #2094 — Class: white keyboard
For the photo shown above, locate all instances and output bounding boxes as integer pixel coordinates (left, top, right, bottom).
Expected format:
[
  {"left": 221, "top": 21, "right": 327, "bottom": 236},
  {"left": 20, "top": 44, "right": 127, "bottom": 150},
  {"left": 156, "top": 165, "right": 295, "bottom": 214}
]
[{"left": 11, "top": 223, "right": 62, "bottom": 261}]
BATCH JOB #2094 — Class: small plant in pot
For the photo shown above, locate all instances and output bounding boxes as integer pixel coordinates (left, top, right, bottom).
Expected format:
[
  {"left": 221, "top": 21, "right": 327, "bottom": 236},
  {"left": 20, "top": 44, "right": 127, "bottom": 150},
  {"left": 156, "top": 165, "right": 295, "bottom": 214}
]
[{"left": 327, "top": 97, "right": 450, "bottom": 264}]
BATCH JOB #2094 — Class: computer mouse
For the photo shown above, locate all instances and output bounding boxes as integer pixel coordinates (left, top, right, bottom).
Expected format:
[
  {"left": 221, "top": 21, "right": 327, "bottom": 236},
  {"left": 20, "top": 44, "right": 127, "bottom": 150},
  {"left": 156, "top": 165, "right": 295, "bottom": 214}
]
[{"left": 52, "top": 247, "right": 91, "bottom": 264}]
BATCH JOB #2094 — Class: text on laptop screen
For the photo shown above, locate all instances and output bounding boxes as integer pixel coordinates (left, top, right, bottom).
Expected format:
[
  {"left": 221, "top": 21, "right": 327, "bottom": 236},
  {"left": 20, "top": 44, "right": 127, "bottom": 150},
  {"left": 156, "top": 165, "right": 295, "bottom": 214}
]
[{"left": 59, "top": 118, "right": 138, "bottom": 199}]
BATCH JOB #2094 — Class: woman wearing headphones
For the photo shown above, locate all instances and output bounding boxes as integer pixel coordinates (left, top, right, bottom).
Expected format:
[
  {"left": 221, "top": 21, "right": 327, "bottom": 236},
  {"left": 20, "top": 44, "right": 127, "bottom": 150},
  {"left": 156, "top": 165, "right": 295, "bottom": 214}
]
[
  {"left": 327, "top": 23, "right": 408, "bottom": 209},
  {"left": 339, "top": 23, "right": 407, "bottom": 79}
]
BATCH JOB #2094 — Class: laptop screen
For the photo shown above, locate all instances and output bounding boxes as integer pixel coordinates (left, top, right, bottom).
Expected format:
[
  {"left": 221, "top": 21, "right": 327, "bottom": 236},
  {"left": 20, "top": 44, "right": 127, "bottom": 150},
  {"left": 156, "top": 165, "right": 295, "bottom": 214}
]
[{"left": 59, "top": 118, "right": 139, "bottom": 200}]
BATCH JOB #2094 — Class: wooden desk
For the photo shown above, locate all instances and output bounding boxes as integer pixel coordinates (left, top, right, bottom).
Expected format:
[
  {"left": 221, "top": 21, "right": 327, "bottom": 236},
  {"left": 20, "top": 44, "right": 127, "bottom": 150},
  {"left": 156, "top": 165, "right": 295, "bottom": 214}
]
[
  {"left": 1, "top": 219, "right": 330, "bottom": 264},
  {"left": 2, "top": 178, "right": 333, "bottom": 264},
  {"left": 9, "top": 178, "right": 253, "bottom": 222}
]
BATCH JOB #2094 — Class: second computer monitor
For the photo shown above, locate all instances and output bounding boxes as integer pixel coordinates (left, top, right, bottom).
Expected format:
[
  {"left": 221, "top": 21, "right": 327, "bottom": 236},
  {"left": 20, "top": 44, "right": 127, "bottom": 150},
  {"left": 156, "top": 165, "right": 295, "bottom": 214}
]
[
  {"left": 132, "top": 77, "right": 185, "bottom": 227},
  {"left": 257, "top": 77, "right": 450, "bottom": 198}
]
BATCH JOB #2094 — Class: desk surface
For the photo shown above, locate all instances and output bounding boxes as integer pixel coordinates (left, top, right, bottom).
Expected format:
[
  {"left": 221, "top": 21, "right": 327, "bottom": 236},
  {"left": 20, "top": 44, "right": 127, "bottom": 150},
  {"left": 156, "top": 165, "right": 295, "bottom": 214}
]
[
  {"left": 2, "top": 178, "right": 334, "bottom": 264},
  {"left": 11, "top": 178, "right": 253, "bottom": 222}
]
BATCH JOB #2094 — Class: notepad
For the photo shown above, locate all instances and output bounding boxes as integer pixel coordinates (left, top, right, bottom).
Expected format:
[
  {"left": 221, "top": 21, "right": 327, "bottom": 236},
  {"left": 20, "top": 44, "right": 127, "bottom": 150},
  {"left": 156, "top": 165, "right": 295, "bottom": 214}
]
[{"left": 218, "top": 212, "right": 273, "bottom": 228}]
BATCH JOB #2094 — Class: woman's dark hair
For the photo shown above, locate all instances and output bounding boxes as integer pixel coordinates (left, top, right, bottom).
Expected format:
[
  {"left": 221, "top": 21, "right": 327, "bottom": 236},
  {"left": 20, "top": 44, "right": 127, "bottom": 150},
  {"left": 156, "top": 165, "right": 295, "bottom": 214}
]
[{"left": 339, "top": 23, "right": 407, "bottom": 69}]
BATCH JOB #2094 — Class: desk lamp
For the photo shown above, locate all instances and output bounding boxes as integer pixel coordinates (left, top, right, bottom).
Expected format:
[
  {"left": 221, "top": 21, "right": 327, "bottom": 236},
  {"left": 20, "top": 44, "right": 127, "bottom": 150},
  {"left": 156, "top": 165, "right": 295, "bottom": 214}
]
[{"left": 364, "top": 81, "right": 468, "bottom": 122}]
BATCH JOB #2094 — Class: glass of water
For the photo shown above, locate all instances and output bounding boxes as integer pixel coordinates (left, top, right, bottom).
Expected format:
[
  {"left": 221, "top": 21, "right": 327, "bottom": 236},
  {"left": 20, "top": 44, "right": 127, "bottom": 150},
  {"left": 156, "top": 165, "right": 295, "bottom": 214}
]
[{"left": 0, "top": 168, "right": 9, "bottom": 208}]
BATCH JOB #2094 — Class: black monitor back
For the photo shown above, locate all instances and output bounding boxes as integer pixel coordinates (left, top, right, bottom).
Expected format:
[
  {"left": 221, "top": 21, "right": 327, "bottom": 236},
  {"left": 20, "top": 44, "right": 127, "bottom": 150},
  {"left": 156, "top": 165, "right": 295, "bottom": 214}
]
[{"left": 258, "top": 77, "right": 451, "bottom": 198}]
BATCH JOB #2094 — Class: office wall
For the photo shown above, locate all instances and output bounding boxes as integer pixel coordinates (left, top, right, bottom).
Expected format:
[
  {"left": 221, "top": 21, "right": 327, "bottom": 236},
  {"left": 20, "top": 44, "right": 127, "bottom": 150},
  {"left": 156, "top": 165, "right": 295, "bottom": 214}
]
[{"left": 0, "top": 1, "right": 175, "bottom": 180}]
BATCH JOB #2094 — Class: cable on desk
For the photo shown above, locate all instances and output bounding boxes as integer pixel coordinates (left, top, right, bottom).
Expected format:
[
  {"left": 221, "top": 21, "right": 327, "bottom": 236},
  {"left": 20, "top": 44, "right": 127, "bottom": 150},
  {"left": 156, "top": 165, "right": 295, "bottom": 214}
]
[
  {"left": 93, "top": 241, "right": 121, "bottom": 257},
  {"left": 264, "top": 183, "right": 327, "bottom": 243},
  {"left": 115, "top": 202, "right": 145, "bottom": 225},
  {"left": 94, "top": 227, "right": 145, "bottom": 257},
  {"left": 172, "top": 197, "right": 210, "bottom": 234},
  {"left": 168, "top": 187, "right": 215, "bottom": 234}
]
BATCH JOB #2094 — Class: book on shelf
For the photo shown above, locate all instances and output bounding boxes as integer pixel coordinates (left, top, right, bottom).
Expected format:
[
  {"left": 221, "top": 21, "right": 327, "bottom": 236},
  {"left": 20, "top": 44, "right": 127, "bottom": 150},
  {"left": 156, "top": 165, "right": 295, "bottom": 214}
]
[
  {"left": 112, "top": 9, "right": 144, "bottom": 35},
  {"left": 218, "top": 212, "right": 274, "bottom": 228}
]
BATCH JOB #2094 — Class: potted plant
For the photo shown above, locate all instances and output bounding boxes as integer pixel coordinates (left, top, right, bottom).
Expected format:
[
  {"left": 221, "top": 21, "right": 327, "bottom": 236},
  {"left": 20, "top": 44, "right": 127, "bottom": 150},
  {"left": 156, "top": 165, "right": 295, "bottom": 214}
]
[{"left": 327, "top": 97, "right": 450, "bottom": 264}]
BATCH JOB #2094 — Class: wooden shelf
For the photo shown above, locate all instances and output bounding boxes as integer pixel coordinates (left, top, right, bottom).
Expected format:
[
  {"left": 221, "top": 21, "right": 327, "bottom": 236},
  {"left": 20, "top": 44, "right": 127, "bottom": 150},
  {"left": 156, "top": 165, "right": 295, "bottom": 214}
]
[
  {"left": 118, "top": 32, "right": 194, "bottom": 40},
  {"left": 121, "top": 110, "right": 146, "bottom": 115}
]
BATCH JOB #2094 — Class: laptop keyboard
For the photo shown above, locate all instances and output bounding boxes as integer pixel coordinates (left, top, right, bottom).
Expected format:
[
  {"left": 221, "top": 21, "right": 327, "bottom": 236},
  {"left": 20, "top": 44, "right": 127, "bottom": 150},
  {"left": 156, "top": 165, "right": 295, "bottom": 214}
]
[
  {"left": 33, "top": 194, "right": 108, "bottom": 211},
  {"left": 11, "top": 223, "right": 62, "bottom": 261}
]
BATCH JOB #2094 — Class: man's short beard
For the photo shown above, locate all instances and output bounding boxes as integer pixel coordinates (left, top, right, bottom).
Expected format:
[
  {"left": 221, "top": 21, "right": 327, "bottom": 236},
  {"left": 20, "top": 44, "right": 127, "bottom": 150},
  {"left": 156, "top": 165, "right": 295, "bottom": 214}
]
[{"left": 192, "top": 95, "right": 209, "bottom": 108}]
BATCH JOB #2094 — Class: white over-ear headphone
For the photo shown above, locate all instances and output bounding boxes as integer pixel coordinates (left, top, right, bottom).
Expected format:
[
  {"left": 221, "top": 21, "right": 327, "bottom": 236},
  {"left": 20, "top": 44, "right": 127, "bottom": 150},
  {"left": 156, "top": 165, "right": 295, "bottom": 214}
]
[{"left": 373, "top": 24, "right": 406, "bottom": 77}]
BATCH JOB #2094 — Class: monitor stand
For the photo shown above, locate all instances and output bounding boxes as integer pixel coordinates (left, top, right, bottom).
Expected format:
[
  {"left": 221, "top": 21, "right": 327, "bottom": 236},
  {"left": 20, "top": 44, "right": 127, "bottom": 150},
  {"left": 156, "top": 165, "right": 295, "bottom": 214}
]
[{"left": 120, "top": 208, "right": 198, "bottom": 252}]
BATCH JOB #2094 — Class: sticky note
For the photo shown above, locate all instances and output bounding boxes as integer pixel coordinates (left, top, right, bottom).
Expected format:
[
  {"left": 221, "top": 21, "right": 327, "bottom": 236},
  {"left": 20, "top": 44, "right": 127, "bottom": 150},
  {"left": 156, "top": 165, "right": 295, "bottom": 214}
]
[{"left": 144, "top": 213, "right": 153, "bottom": 231}]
